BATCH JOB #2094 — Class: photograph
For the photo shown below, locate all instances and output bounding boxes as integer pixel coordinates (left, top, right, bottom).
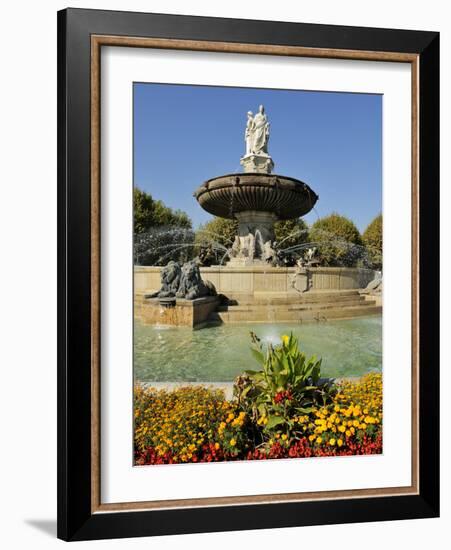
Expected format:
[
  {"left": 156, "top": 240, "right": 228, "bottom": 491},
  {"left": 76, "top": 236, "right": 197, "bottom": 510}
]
[
  {"left": 52, "top": 4, "right": 440, "bottom": 542},
  {"left": 133, "top": 83, "right": 384, "bottom": 466}
]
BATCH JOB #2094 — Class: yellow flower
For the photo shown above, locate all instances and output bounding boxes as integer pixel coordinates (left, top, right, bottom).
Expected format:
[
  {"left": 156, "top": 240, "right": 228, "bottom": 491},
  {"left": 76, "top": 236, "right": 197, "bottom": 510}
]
[
  {"left": 134, "top": 371, "right": 382, "bottom": 465},
  {"left": 282, "top": 334, "right": 290, "bottom": 345},
  {"left": 329, "top": 438, "right": 336, "bottom": 446},
  {"left": 229, "top": 438, "right": 236, "bottom": 447}
]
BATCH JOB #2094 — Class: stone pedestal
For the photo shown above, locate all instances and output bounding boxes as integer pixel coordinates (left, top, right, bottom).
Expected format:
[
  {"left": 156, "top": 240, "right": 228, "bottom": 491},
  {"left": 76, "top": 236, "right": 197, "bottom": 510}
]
[
  {"left": 139, "top": 296, "right": 220, "bottom": 328},
  {"left": 229, "top": 210, "right": 277, "bottom": 264},
  {"left": 240, "top": 153, "right": 274, "bottom": 174},
  {"left": 235, "top": 211, "right": 276, "bottom": 241}
]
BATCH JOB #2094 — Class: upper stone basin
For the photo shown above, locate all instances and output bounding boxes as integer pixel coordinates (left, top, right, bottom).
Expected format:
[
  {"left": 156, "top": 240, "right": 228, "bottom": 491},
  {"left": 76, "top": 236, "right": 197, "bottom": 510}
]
[{"left": 194, "top": 173, "right": 319, "bottom": 220}]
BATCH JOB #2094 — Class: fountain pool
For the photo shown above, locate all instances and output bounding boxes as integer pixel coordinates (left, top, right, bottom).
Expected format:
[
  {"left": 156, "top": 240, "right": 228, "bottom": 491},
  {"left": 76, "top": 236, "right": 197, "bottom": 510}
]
[{"left": 134, "top": 315, "right": 382, "bottom": 383}]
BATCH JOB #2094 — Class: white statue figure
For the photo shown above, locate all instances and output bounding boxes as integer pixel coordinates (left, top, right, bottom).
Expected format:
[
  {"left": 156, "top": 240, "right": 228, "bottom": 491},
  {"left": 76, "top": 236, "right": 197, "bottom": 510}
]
[
  {"left": 239, "top": 232, "right": 255, "bottom": 259},
  {"left": 240, "top": 105, "right": 274, "bottom": 173},
  {"left": 251, "top": 105, "right": 270, "bottom": 155},
  {"left": 230, "top": 235, "right": 241, "bottom": 257},
  {"left": 245, "top": 111, "right": 255, "bottom": 156},
  {"left": 305, "top": 247, "right": 317, "bottom": 262},
  {"left": 262, "top": 240, "right": 276, "bottom": 263}
]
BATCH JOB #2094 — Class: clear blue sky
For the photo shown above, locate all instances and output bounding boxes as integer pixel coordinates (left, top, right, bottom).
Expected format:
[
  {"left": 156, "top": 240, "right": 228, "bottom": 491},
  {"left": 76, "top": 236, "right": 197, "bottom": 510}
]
[{"left": 134, "top": 83, "right": 382, "bottom": 232}]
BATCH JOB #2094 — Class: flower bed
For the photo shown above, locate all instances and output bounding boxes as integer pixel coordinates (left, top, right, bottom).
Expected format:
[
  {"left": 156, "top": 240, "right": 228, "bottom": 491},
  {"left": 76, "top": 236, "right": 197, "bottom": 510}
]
[{"left": 135, "top": 381, "right": 382, "bottom": 465}]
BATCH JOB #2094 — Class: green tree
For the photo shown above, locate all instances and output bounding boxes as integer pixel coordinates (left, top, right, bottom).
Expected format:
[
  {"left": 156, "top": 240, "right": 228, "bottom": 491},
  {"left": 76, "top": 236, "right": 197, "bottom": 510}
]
[
  {"left": 152, "top": 199, "right": 192, "bottom": 228},
  {"left": 133, "top": 187, "right": 192, "bottom": 233},
  {"left": 133, "top": 187, "right": 155, "bottom": 234},
  {"left": 274, "top": 218, "right": 309, "bottom": 251},
  {"left": 133, "top": 187, "right": 194, "bottom": 265},
  {"left": 362, "top": 214, "right": 382, "bottom": 270},
  {"left": 309, "top": 213, "right": 363, "bottom": 266},
  {"left": 195, "top": 217, "right": 238, "bottom": 248}
]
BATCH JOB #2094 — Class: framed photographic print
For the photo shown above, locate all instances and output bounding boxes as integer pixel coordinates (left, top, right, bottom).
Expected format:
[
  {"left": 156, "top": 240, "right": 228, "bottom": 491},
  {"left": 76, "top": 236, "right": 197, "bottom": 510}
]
[{"left": 57, "top": 8, "right": 439, "bottom": 541}]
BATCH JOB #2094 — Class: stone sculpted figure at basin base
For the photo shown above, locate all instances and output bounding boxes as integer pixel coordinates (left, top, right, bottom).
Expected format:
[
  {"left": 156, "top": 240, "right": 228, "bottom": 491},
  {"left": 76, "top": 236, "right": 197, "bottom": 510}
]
[
  {"left": 176, "top": 260, "right": 217, "bottom": 300},
  {"left": 147, "top": 260, "right": 181, "bottom": 299},
  {"left": 148, "top": 260, "right": 217, "bottom": 301},
  {"left": 361, "top": 275, "right": 382, "bottom": 295}
]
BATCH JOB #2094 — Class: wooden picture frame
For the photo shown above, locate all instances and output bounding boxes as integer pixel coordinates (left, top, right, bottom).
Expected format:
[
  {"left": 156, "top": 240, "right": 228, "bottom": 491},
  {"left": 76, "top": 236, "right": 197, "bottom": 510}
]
[{"left": 57, "top": 8, "right": 439, "bottom": 541}]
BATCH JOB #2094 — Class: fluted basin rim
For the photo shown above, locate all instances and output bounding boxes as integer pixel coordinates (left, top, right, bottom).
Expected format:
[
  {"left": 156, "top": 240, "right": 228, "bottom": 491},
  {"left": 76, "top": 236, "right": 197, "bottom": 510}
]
[{"left": 194, "top": 172, "right": 318, "bottom": 220}]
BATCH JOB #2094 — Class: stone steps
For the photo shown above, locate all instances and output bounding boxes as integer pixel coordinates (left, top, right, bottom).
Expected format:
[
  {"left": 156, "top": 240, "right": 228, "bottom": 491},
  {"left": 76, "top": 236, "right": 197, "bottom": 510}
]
[
  {"left": 216, "top": 298, "right": 372, "bottom": 313},
  {"left": 209, "top": 288, "right": 380, "bottom": 323},
  {"left": 220, "top": 292, "right": 365, "bottom": 311},
  {"left": 134, "top": 288, "right": 382, "bottom": 325},
  {"left": 224, "top": 290, "right": 363, "bottom": 305},
  {"left": 209, "top": 303, "right": 381, "bottom": 323}
]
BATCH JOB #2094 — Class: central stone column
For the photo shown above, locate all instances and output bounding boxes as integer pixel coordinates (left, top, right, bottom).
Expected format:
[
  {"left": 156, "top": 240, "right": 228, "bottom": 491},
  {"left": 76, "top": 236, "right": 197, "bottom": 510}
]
[{"left": 228, "top": 210, "right": 278, "bottom": 266}]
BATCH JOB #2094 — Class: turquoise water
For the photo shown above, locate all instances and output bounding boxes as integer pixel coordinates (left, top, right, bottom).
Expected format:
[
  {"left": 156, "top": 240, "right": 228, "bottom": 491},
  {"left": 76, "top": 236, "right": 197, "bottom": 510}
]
[{"left": 134, "top": 316, "right": 382, "bottom": 382}]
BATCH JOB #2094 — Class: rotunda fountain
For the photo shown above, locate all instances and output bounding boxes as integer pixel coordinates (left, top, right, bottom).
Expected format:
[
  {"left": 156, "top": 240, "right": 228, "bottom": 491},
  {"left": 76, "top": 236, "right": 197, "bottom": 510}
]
[
  {"left": 135, "top": 105, "right": 380, "bottom": 328},
  {"left": 194, "top": 105, "right": 318, "bottom": 266}
]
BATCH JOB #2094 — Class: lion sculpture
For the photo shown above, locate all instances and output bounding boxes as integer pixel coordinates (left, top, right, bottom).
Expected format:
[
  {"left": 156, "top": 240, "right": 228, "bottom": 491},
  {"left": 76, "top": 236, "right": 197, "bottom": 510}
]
[
  {"left": 148, "top": 260, "right": 216, "bottom": 301},
  {"left": 148, "top": 261, "right": 182, "bottom": 299},
  {"left": 176, "top": 260, "right": 216, "bottom": 300}
]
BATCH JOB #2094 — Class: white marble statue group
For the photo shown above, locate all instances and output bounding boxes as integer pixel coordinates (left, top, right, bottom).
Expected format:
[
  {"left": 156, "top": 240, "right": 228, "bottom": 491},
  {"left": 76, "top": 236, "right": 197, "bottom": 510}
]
[
  {"left": 230, "top": 231, "right": 276, "bottom": 264},
  {"left": 244, "top": 105, "right": 270, "bottom": 157}
]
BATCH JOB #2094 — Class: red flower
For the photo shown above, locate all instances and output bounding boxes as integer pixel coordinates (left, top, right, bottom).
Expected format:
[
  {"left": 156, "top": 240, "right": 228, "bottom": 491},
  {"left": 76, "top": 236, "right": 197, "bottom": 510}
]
[{"left": 274, "top": 390, "right": 293, "bottom": 404}]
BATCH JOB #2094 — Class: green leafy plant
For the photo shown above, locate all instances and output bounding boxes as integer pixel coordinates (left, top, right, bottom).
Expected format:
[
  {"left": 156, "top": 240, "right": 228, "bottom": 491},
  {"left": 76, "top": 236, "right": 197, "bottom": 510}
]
[{"left": 234, "top": 332, "right": 336, "bottom": 443}]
